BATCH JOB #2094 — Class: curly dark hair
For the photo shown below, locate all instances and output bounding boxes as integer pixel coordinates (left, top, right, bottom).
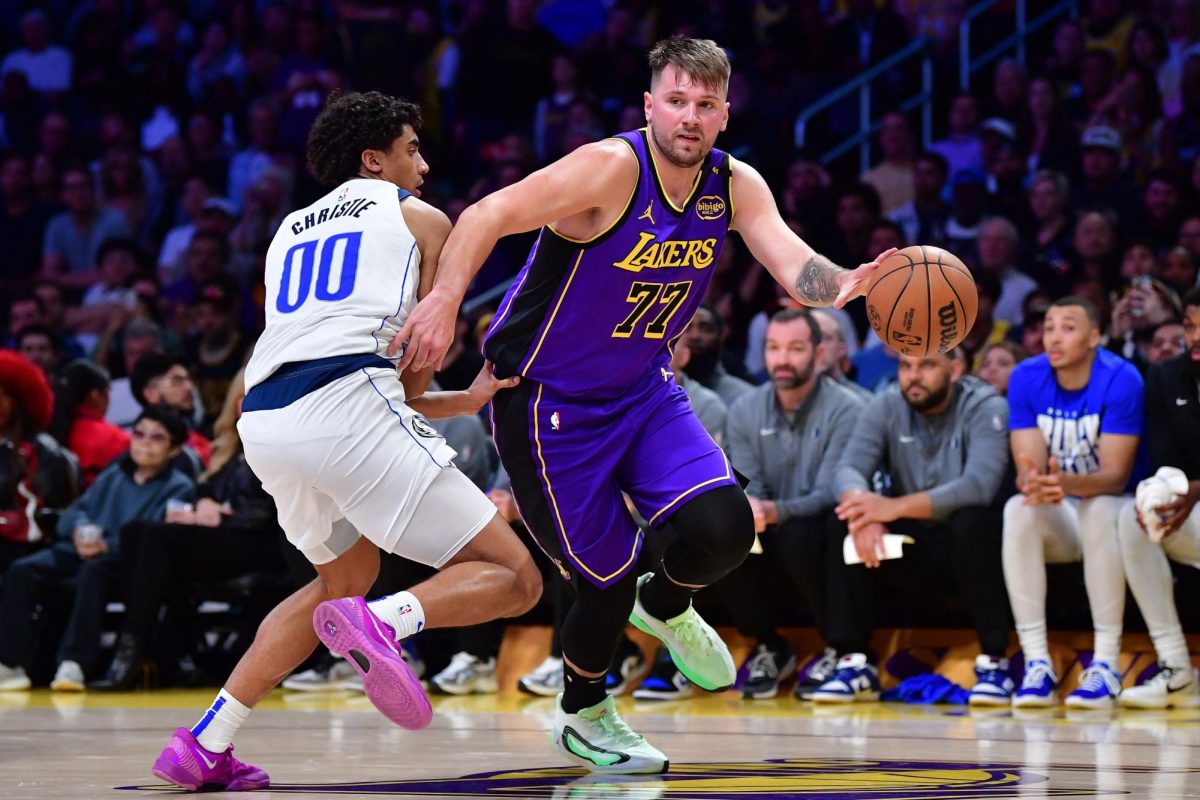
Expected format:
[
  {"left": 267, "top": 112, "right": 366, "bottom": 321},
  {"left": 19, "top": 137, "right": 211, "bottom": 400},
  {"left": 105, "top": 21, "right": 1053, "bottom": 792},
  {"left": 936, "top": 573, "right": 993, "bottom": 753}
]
[{"left": 305, "top": 91, "right": 424, "bottom": 187}]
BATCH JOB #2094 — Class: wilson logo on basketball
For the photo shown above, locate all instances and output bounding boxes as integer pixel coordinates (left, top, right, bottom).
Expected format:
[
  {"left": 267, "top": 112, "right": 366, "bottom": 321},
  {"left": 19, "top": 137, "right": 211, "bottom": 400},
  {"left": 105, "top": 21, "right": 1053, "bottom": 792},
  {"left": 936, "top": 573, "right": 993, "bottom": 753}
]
[
  {"left": 695, "top": 195, "right": 726, "bottom": 220},
  {"left": 937, "top": 302, "right": 958, "bottom": 353}
]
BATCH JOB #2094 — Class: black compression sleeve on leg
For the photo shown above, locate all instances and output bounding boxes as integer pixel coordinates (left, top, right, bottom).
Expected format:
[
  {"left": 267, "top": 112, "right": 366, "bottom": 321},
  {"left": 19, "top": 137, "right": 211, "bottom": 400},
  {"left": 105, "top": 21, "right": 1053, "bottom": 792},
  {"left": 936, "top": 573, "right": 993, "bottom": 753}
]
[{"left": 658, "top": 485, "right": 756, "bottom": 589}]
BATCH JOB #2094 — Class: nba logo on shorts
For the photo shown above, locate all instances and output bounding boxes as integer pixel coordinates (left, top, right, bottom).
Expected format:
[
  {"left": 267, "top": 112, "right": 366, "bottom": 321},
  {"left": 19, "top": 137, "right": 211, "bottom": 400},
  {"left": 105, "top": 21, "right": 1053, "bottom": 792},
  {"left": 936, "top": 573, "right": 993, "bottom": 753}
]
[{"left": 550, "top": 411, "right": 561, "bottom": 431}]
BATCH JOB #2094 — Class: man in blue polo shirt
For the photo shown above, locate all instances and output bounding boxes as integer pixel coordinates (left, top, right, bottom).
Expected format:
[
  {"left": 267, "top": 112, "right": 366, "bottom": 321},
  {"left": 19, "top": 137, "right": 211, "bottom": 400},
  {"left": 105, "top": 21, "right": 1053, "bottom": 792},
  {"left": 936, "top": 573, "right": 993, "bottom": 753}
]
[{"left": 1004, "top": 296, "right": 1144, "bottom": 710}]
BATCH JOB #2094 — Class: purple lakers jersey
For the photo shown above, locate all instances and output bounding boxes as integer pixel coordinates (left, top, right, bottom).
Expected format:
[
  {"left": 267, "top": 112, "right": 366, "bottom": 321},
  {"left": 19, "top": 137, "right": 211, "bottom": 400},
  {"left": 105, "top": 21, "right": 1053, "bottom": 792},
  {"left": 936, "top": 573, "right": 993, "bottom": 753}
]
[{"left": 485, "top": 129, "right": 732, "bottom": 397}]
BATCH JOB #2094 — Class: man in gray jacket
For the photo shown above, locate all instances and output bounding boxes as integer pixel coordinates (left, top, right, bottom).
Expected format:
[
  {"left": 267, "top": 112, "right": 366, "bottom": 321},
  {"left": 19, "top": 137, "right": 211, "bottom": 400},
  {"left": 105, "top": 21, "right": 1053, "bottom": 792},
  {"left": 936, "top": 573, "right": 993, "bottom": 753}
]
[
  {"left": 722, "top": 309, "right": 864, "bottom": 700},
  {"left": 814, "top": 351, "right": 1013, "bottom": 706}
]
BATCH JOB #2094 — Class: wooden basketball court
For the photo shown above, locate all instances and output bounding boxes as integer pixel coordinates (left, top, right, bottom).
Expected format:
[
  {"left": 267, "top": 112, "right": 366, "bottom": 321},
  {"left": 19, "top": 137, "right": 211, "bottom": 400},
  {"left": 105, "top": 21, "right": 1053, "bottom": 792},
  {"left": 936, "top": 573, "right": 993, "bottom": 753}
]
[{"left": 4, "top": 686, "right": 1199, "bottom": 799}]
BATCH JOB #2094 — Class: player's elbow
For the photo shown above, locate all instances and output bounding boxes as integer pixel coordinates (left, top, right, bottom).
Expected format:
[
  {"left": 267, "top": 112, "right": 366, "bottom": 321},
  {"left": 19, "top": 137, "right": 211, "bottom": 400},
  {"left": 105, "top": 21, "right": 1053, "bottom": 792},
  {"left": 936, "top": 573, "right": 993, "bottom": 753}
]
[{"left": 459, "top": 196, "right": 509, "bottom": 239}]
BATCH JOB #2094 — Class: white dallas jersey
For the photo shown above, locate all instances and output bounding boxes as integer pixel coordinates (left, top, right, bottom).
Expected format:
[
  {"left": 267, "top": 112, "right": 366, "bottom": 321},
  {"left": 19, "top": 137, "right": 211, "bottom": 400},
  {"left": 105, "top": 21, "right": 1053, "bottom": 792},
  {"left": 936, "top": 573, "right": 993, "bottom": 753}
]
[{"left": 245, "top": 179, "right": 419, "bottom": 390}]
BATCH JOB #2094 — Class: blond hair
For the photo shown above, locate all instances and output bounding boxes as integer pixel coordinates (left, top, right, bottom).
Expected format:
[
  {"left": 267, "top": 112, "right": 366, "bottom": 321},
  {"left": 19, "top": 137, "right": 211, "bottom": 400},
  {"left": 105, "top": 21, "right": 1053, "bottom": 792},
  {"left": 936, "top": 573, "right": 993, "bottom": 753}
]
[
  {"left": 648, "top": 37, "right": 730, "bottom": 95},
  {"left": 200, "top": 368, "right": 246, "bottom": 482}
]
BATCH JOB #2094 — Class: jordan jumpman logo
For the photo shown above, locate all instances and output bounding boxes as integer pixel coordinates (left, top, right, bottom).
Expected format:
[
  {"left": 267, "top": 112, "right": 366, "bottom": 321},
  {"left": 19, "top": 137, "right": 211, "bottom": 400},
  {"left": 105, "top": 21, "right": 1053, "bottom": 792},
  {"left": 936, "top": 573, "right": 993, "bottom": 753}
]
[{"left": 637, "top": 201, "right": 655, "bottom": 225}]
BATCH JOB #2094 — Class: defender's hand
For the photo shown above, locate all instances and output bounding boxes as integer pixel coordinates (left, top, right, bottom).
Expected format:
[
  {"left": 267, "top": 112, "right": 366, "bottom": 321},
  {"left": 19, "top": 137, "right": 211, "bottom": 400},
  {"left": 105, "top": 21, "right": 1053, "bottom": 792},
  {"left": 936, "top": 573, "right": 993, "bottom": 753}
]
[{"left": 390, "top": 288, "right": 457, "bottom": 371}]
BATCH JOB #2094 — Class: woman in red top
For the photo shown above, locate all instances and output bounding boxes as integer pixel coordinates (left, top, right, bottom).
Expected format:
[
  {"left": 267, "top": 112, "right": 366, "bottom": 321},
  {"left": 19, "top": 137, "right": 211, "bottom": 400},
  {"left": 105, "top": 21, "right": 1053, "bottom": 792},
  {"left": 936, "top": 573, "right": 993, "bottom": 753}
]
[{"left": 49, "top": 360, "right": 130, "bottom": 487}]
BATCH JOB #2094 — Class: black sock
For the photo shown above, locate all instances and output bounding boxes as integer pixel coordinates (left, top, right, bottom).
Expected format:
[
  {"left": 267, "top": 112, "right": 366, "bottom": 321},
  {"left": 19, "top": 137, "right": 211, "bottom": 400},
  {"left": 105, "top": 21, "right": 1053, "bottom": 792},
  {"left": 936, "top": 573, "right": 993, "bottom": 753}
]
[
  {"left": 561, "top": 661, "right": 608, "bottom": 714},
  {"left": 639, "top": 571, "right": 693, "bottom": 621}
]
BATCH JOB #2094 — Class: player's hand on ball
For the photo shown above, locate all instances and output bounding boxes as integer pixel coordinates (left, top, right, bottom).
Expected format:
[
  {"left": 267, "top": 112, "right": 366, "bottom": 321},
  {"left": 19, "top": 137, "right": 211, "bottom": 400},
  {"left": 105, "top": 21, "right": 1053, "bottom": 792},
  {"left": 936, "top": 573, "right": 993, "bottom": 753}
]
[
  {"left": 392, "top": 288, "right": 457, "bottom": 371},
  {"left": 465, "top": 361, "right": 520, "bottom": 411},
  {"left": 834, "top": 247, "right": 896, "bottom": 308}
]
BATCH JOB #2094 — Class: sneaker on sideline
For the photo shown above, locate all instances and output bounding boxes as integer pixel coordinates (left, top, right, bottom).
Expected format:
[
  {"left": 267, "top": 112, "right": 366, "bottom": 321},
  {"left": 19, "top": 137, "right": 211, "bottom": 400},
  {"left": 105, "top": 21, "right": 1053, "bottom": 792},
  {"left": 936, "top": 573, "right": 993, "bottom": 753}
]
[
  {"left": 50, "top": 660, "right": 85, "bottom": 692},
  {"left": 520, "top": 656, "right": 565, "bottom": 697},
  {"left": 430, "top": 651, "right": 499, "bottom": 695},
  {"left": 1119, "top": 664, "right": 1200, "bottom": 710},
  {"left": 740, "top": 642, "right": 797, "bottom": 700},
  {"left": 606, "top": 638, "right": 650, "bottom": 696},
  {"left": 632, "top": 650, "right": 693, "bottom": 701},
  {"left": 793, "top": 648, "right": 838, "bottom": 701},
  {"left": 0, "top": 663, "right": 31, "bottom": 692},
  {"left": 282, "top": 659, "right": 359, "bottom": 692},
  {"left": 1065, "top": 661, "right": 1121, "bottom": 710},
  {"left": 1012, "top": 658, "right": 1059, "bottom": 708},
  {"left": 968, "top": 655, "right": 1014, "bottom": 707},
  {"left": 810, "top": 653, "right": 880, "bottom": 704}
]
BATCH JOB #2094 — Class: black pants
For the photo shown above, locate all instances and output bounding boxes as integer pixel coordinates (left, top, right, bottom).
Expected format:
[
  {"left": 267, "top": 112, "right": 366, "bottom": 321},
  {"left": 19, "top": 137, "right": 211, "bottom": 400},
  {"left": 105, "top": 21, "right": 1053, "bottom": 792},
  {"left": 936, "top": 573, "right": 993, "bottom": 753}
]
[
  {"left": 716, "top": 513, "right": 831, "bottom": 643},
  {"left": 117, "top": 521, "right": 287, "bottom": 648},
  {"left": 0, "top": 542, "right": 119, "bottom": 676},
  {"left": 0, "top": 538, "right": 39, "bottom": 575},
  {"left": 825, "top": 505, "right": 1011, "bottom": 658}
]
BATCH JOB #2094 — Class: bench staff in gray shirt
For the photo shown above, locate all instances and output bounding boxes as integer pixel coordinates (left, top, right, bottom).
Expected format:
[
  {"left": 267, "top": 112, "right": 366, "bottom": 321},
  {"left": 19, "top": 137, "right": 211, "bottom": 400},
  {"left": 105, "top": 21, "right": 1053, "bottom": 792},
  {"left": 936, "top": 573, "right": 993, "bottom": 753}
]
[
  {"left": 722, "top": 309, "right": 864, "bottom": 700},
  {"left": 812, "top": 350, "right": 1013, "bottom": 706}
]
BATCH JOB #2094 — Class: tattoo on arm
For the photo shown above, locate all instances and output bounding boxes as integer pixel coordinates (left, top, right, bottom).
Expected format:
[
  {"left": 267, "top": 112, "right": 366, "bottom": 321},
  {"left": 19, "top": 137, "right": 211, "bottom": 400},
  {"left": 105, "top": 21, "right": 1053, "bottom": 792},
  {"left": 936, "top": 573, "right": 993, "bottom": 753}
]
[{"left": 796, "top": 255, "right": 842, "bottom": 306}]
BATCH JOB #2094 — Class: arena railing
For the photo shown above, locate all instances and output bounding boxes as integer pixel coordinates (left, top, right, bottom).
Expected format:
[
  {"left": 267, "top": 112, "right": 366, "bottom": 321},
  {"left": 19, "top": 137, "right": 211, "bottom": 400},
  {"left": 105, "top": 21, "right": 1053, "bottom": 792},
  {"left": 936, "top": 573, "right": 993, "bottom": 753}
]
[
  {"left": 793, "top": 36, "right": 933, "bottom": 173},
  {"left": 959, "top": 0, "right": 1079, "bottom": 91}
]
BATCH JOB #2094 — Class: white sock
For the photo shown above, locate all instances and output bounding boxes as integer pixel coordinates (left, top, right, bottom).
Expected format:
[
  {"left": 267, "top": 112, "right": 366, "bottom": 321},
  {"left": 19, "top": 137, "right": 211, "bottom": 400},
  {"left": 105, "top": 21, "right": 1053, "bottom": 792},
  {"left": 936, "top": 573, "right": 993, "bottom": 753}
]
[
  {"left": 1016, "top": 621, "right": 1051, "bottom": 665},
  {"left": 1092, "top": 627, "right": 1122, "bottom": 668},
  {"left": 191, "top": 689, "right": 251, "bottom": 753},
  {"left": 367, "top": 591, "right": 425, "bottom": 641},
  {"left": 1152, "top": 627, "right": 1192, "bottom": 671}
]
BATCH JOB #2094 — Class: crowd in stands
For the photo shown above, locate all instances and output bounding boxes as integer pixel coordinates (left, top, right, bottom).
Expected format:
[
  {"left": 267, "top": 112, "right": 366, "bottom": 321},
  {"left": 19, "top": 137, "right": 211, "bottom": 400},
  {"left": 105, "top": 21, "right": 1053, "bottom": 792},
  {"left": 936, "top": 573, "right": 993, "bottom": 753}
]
[{"left": 0, "top": 0, "right": 1198, "bottom": 707}]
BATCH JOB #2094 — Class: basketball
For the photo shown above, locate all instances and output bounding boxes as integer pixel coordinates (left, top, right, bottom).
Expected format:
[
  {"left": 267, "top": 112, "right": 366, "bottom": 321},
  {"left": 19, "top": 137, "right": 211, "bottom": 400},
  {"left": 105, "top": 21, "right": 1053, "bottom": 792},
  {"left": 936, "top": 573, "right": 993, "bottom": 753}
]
[{"left": 864, "top": 245, "right": 978, "bottom": 357}]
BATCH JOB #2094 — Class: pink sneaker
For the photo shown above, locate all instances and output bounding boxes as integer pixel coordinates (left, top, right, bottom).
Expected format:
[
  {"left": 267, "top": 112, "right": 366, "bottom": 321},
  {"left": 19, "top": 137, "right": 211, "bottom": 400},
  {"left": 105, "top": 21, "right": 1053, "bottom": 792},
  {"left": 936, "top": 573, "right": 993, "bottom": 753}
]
[
  {"left": 313, "top": 596, "right": 432, "bottom": 730},
  {"left": 151, "top": 727, "right": 269, "bottom": 791}
]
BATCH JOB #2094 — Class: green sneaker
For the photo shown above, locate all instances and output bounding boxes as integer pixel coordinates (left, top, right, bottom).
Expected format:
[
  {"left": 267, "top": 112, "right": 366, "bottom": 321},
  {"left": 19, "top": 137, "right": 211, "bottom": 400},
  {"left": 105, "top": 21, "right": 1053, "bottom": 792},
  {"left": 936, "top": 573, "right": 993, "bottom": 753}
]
[
  {"left": 628, "top": 573, "right": 735, "bottom": 691},
  {"left": 552, "top": 694, "right": 668, "bottom": 774}
]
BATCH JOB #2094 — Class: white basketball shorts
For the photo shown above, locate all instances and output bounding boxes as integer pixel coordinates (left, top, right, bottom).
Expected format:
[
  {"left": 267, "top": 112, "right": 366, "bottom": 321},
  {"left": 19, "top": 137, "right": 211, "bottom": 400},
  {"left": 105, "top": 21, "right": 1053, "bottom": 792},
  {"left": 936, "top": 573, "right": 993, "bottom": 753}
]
[{"left": 238, "top": 366, "right": 496, "bottom": 566}]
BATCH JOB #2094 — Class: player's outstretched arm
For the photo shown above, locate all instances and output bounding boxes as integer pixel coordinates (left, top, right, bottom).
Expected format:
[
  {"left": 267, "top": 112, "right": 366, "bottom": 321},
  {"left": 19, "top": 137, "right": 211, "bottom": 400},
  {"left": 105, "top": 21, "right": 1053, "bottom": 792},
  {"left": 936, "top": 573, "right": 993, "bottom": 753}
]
[
  {"left": 393, "top": 140, "right": 636, "bottom": 372},
  {"left": 405, "top": 362, "right": 519, "bottom": 420},
  {"left": 729, "top": 158, "right": 894, "bottom": 308}
]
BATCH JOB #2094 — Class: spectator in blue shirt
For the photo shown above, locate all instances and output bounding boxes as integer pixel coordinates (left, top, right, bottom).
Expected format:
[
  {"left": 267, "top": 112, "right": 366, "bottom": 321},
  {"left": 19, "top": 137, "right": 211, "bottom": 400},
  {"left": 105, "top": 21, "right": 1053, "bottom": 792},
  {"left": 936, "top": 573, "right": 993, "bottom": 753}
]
[{"left": 0, "top": 406, "right": 194, "bottom": 692}]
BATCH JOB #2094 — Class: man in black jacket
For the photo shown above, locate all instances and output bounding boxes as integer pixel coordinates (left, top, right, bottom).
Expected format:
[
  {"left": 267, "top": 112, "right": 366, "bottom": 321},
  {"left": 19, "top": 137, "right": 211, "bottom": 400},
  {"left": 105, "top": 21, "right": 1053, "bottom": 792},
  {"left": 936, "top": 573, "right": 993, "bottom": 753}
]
[{"left": 1116, "top": 286, "right": 1200, "bottom": 709}]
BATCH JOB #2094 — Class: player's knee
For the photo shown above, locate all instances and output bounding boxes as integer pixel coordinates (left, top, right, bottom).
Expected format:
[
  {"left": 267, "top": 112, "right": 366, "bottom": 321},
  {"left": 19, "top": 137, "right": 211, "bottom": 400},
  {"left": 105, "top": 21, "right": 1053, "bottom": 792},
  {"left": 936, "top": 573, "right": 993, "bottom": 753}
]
[
  {"left": 513, "top": 559, "right": 543, "bottom": 615},
  {"left": 1116, "top": 500, "right": 1141, "bottom": 545},
  {"left": 677, "top": 486, "right": 755, "bottom": 565},
  {"left": 1001, "top": 493, "right": 1029, "bottom": 527}
]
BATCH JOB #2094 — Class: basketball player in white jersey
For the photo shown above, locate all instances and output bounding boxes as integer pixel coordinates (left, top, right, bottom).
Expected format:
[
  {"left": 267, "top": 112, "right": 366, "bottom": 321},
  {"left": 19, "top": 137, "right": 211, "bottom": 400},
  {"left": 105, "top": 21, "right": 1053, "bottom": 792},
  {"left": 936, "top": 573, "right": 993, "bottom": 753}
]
[{"left": 151, "top": 91, "right": 542, "bottom": 792}]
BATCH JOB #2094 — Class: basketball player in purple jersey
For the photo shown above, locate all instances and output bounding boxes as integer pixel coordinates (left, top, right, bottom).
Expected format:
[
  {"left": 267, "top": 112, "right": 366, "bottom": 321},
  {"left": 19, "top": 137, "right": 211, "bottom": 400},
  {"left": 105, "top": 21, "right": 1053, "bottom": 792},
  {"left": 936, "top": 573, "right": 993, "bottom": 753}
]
[{"left": 395, "top": 38, "right": 893, "bottom": 773}]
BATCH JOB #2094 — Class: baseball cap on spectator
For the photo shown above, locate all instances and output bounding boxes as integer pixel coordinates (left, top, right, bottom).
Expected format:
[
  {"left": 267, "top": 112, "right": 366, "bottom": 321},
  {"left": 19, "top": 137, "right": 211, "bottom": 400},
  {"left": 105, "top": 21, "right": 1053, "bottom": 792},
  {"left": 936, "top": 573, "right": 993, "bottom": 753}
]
[
  {"left": 980, "top": 118, "right": 1017, "bottom": 142},
  {"left": 1081, "top": 125, "right": 1122, "bottom": 152},
  {"left": 200, "top": 197, "right": 237, "bottom": 218}
]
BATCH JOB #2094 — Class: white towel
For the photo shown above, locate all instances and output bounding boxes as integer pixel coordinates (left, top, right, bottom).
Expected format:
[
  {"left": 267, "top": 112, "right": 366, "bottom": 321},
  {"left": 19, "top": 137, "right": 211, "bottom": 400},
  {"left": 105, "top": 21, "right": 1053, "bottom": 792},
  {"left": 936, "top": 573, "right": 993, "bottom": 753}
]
[{"left": 1135, "top": 466, "right": 1190, "bottom": 543}]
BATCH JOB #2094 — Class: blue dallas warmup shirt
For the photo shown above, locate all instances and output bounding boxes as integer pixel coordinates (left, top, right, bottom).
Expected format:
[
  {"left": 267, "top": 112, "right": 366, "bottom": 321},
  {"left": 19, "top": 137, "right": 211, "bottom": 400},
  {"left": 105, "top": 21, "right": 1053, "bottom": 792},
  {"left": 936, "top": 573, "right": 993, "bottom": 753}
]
[{"left": 1008, "top": 349, "right": 1149, "bottom": 490}]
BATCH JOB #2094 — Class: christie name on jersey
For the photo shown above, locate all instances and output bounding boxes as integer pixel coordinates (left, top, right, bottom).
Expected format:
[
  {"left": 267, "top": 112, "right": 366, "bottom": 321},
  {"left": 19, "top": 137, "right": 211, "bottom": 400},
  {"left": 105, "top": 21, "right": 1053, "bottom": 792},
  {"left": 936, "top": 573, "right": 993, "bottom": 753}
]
[{"left": 290, "top": 198, "right": 378, "bottom": 235}]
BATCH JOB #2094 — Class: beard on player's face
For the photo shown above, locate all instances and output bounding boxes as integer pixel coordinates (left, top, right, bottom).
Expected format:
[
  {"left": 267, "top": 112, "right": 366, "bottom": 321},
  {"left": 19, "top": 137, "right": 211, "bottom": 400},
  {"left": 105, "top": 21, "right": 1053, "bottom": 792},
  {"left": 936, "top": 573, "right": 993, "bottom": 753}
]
[
  {"left": 650, "top": 118, "right": 711, "bottom": 169},
  {"left": 770, "top": 360, "right": 814, "bottom": 390},
  {"left": 903, "top": 377, "right": 951, "bottom": 413}
]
